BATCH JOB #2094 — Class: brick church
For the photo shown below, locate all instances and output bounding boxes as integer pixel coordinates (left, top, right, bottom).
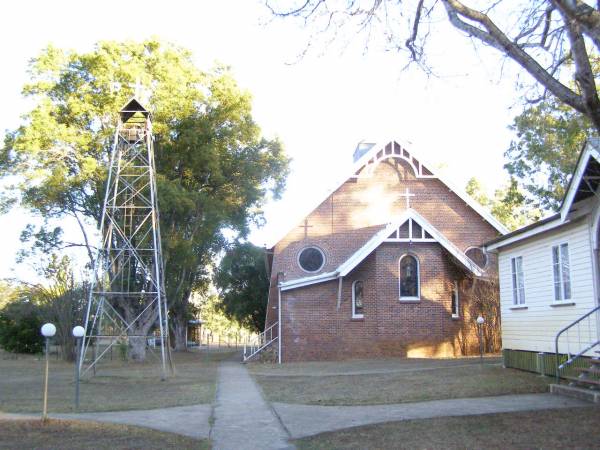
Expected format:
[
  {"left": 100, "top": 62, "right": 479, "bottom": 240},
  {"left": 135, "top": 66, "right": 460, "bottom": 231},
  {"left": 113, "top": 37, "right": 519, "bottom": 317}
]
[{"left": 264, "top": 140, "right": 506, "bottom": 362}]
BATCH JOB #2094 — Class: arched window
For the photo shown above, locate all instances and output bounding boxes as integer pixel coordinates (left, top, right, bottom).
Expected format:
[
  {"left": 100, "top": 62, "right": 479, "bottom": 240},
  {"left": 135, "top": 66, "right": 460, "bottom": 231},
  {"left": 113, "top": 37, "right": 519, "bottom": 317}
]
[
  {"left": 399, "top": 254, "right": 420, "bottom": 300},
  {"left": 352, "top": 280, "right": 364, "bottom": 318},
  {"left": 465, "top": 246, "right": 488, "bottom": 270}
]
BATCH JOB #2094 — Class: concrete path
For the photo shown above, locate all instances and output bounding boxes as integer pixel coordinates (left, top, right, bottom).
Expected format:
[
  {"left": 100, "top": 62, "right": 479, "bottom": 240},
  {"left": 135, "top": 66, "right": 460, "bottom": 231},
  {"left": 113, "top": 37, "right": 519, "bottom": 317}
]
[
  {"left": 273, "top": 393, "right": 591, "bottom": 438},
  {"left": 211, "top": 362, "right": 293, "bottom": 450},
  {"left": 53, "top": 404, "right": 212, "bottom": 439}
]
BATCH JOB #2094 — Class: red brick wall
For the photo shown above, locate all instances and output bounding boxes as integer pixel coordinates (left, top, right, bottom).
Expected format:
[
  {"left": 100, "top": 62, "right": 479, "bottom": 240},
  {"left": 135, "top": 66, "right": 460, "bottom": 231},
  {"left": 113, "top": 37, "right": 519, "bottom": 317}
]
[
  {"left": 266, "top": 152, "right": 500, "bottom": 361},
  {"left": 280, "top": 244, "right": 482, "bottom": 362}
]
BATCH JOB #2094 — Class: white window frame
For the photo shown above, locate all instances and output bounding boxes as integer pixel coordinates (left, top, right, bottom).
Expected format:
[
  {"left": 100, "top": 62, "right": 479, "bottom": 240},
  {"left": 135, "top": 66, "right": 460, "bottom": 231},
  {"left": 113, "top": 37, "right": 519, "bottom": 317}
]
[
  {"left": 511, "top": 256, "right": 525, "bottom": 305},
  {"left": 451, "top": 281, "right": 459, "bottom": 318},
  {"left": 399, "top": 254, "right": 420, "bottom": 301},
  {"left": 552, "top": 243, "right": 572, "bottom": 301},
  {"left": 352, "top": 280, "right": 364, "bottom": 319}
]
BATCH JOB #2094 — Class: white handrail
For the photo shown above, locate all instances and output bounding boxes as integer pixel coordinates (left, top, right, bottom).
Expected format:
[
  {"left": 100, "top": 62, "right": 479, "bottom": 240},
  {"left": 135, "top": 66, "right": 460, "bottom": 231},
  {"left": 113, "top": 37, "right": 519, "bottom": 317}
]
[{"left": 243, "top": 322, "right": 278, "bottom": 362}]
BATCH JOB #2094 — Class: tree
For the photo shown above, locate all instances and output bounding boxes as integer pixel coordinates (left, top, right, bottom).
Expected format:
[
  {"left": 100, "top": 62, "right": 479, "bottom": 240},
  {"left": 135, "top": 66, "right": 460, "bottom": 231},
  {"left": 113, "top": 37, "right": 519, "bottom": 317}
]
[
  {"left": 0, "top": 297, "right": 43, "bottom": 354},
  {"left": 33, "top": 255, "right": 86, "bottom": 361},
  {"left": 267, "top": 1, "right": 600, "bottom": 132},
  {"left": 505, "top": 99, "right": 591, "bottom": 210},
  {"left": 466, "top": 177, "right": 542, "bottom": 231},
  {"left": 0, "top": 280, "right": 22, "bottom": 311},
  {"left": 1, "top": 40, "right": 290, "bottom": 359},
  {"left": 214, "top": 242, "right": 269, "bottom": 333},
  {"left": 198, "top": 293, "right": 245, "bottom": 341}
]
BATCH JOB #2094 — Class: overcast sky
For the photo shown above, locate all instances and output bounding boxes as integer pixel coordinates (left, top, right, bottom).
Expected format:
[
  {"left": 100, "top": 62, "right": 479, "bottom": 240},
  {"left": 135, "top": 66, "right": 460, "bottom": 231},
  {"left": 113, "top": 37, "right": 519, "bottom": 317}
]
[{"left": 0, "top": 0, "right": 524, "bottom": 281}]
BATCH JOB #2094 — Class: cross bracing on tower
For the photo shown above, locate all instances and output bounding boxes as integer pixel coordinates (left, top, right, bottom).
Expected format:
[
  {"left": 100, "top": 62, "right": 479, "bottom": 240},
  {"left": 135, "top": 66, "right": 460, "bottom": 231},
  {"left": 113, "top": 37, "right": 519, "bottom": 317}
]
[{"left": 79, "top": 98, "right": 171, "bottom": 380}]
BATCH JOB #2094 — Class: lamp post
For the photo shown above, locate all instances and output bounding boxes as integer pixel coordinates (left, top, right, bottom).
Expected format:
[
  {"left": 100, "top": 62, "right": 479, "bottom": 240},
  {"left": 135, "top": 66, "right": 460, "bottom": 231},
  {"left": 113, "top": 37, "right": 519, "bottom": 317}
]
[
  {"left": 72, "top": 325, "right": 85, "bottom": 410},
  {"left": 476, "top": 315, "right": 485, "bottom": 366},
  {"left": 40, "top": 323, "right": 56, "bottom": 422}
]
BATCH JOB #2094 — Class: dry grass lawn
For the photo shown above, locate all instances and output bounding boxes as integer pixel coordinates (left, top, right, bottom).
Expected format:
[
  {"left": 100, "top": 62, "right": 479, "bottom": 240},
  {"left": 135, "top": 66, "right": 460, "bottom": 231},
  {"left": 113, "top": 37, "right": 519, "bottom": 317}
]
[
  {"left": 294, "top": 407, "right": 600, "bottom": 449},
  {"left": 251, "top": 357, "right": 551, "bottom": 405},
  {"left": 0, "top": 419, "right": 208, "bottom": 450},
  {"left": 0, "top": 348, "right": 237, "bottom": 413}
]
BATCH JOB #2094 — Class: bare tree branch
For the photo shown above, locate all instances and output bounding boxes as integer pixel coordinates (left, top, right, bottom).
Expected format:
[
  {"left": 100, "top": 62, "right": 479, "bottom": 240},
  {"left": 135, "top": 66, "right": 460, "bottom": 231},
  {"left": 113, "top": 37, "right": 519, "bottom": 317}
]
[
  {"left": 406, "top": 0, "right": 426, "bottom": 61},
  {"left": 441, "top": 0, "right": 585, "bottom": 115},
  {"left": 552, "top": 0, "right": 600, "bottom": 50}
]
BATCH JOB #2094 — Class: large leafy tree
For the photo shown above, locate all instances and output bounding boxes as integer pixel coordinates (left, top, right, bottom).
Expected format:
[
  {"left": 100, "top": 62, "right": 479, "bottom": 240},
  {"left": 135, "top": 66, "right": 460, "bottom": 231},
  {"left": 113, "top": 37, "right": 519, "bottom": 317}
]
[
  {"left": 466, "top": 177, "right": 542, "bottom": 231},
  {"left": 214, "top": 242, "right": 270, "bottom": 333},
  {"left": 505, "top": 99, "right": 591, "bottom": 211},
  {"left": 267, "top": 1, "right": 600, "bottom": 132},
  {"left": 1, "top": 40, "right": 290, "bottom": 356}
]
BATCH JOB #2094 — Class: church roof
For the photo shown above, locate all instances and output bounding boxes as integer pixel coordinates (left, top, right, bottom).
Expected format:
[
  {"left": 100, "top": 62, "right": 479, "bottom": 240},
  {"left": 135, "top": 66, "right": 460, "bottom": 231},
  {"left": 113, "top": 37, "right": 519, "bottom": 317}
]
[
  {"left": 280, "top": 208, "right": 484, "bottom": 291},
  {"left": 267, "top": 139, "right": 508, "bottom": 249}
]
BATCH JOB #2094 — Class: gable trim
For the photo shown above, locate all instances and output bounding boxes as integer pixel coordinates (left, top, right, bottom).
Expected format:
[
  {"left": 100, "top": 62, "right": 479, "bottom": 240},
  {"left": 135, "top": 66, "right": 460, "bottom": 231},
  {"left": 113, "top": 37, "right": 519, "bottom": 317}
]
[
  {"left": 280, "top": 209, "right": 483, "bottom": 291},
  {"left": 267, "top": 139, "right": 508, "bottom": 249},
  {"left": 560, "top": 139, "right": 600, "bottom": 222}
]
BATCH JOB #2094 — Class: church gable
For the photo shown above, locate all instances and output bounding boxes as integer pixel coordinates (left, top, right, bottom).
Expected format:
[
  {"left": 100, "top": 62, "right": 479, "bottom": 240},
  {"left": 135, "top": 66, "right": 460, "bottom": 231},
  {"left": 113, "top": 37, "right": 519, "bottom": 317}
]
[
  {"left": 269, "top": 140, "right": 504, "bottom": 286},
  {"left": 280, "top": 209, "right": 485, "bottom": 291}
]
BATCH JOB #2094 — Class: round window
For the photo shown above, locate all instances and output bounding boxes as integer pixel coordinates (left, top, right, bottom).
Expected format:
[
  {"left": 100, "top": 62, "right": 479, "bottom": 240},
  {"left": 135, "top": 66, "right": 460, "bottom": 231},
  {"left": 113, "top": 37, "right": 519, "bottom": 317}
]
[
  {"left": 465, "top": 247, "right": 488, "bottom": 270},
  {"left": 298, "top": 247, "right": 325, "bottom": 273}
]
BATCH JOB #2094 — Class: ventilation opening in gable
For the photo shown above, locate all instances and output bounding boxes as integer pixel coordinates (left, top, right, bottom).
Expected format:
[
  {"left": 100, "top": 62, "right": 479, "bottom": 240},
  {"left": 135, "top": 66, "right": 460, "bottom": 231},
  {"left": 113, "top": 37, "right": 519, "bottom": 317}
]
[{"left": 388, "top": 218, "right": 435, "bottom": 241}]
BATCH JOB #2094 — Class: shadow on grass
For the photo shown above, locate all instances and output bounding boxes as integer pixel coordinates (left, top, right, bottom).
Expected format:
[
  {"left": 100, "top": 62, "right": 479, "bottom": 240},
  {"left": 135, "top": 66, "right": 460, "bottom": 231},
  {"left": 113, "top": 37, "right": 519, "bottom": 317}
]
[
  {"left": 252, "top": 359, "right": 551, "bottom": 406},
  {"left": 0, "top": 419, "right": 208, "bottom": 450},
  {"left": 294, "top": 407, "right": 600, "bottom": 450},
  {"left": 0, "top": 348, "right": 240, "bottom": 413}
]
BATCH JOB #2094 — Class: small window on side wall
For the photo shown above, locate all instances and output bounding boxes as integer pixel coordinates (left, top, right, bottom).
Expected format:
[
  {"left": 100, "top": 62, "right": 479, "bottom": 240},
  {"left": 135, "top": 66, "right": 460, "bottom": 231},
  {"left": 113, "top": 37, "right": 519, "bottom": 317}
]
[
  {"left": 399, "top": 254, "right": 420, "bottom": 300},
  {"left": 451, "top": 281, "right": 459, "bottom": 318},
  {"left": 552, "top": 243, "right": 571, "bottom": 301},
  {"left": 511, "top": 256, "right": 525, "bottom": 305},
  {"left": 352, "top": 280, "right": 364, "bottom": 318}
]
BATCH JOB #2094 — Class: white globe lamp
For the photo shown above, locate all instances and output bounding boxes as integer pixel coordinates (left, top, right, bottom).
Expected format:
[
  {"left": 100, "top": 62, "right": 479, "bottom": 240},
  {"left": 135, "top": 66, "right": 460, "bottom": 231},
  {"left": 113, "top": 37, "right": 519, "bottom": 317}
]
[
  {"left": 72, "top": 326, "right": 85, "bottom": 338},
  {"left": 41, "top": 323, "right": 56, "bottom": 337}
]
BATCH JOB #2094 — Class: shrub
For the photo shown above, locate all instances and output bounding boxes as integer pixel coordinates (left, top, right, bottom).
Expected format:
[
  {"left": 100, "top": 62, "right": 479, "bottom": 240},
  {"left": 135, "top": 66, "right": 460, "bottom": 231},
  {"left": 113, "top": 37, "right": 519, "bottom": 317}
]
[{"left": 0, "top": 300, "right": 44, "bottom": 354}]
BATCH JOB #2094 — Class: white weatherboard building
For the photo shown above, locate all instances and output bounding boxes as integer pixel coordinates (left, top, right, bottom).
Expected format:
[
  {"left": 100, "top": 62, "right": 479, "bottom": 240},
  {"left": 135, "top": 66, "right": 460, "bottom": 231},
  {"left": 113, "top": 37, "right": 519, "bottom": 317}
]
[{"left": 486, "top": 139, "right": 600, "bottom": 378}]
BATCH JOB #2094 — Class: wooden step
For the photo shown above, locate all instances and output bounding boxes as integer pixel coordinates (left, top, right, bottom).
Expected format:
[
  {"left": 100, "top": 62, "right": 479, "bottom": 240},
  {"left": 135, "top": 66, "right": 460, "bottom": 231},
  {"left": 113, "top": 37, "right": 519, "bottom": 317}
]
[
  {"left": 589, "top": 358, "right": 600, "bottom": 365},
  {"left": 574, "top": 367, "right": 600, "bottom": 376},
  {"left": 564, "top": 375, "right": 600, "bottom": 387}
]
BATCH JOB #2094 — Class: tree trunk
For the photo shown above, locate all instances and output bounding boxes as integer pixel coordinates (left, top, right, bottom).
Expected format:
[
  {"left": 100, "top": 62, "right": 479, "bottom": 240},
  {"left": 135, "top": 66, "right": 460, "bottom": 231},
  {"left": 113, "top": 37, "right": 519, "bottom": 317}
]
[
  {"left": 173, "top": 317, "right": 187, "bottom": 352},
  {"left": 129, "top": 335, "right": 147, "bottom": 361}
]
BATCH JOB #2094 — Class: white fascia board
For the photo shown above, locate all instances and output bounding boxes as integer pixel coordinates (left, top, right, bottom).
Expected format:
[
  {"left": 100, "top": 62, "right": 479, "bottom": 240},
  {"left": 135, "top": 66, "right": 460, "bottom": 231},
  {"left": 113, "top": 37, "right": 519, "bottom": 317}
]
[
  {"left": 354, "top": 139, "right": 508, "bottom": 234},
  {"left": 560, "top": 143, "right": 600, "bottom": 222},
  {"left": 279, "top": 271, "right": 339, "bottom": 291},
  {"left": 266, "top": 138, "right": 506, "bottom": 248},
  {"left": 339, "top": 209, "right": 483, "bottom": 277},
  {"left": 408, "top": 210, "right": 484, "bottom": 277},
  {"left": 485, "top": 217, "right": 566, "bottom": 252},
  {"left": 435, "top": 174, "right": 509, "bottom": 235},
  {"left": 280, "top": 208, "right": 484, "bottom": 291},
  {"left": 338, "top": 211, "right": 413, "bottom": 277}
]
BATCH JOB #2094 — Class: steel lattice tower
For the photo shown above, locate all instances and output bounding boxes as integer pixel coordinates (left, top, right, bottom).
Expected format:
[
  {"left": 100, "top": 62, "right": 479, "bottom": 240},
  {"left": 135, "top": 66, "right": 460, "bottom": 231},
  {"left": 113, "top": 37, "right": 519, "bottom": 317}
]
[{"left": 79, "top": 98, "right": 170, "bottom": 380}]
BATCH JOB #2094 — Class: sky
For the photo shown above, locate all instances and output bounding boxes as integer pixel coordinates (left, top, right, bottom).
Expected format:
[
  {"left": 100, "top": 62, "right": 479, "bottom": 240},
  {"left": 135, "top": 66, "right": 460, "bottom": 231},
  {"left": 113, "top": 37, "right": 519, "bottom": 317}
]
[{"left": 0, "top": 0, "right": 524, "bottom": 282}]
